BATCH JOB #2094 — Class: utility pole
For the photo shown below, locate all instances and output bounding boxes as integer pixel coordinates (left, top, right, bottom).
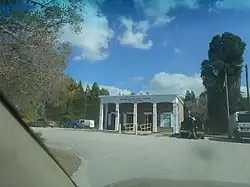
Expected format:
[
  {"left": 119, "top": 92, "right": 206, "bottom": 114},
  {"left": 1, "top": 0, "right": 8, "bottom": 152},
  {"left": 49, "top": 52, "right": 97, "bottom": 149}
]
[
  {"left": 225, "top": 69, "right": 231, "bottom": 138},
  {"left": 245, "top": 64, "right": 250, "bottom": 110}
]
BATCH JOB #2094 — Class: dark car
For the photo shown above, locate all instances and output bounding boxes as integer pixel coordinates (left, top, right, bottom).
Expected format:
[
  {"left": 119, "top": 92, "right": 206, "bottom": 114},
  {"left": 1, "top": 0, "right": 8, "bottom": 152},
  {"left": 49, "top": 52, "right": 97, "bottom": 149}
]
[
  {"left": 30, "top": 119, "right": 55, "bottom": 128},
  {"left": 60, "top": 119, "right": 82, "bottom": 128}
]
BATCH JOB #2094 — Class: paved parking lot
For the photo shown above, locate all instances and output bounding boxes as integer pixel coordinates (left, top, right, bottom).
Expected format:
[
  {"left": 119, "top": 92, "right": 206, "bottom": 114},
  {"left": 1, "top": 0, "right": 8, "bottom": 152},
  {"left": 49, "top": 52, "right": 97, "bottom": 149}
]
[{"left": 33, "top": 128, "right": 250, "bottom": 187}]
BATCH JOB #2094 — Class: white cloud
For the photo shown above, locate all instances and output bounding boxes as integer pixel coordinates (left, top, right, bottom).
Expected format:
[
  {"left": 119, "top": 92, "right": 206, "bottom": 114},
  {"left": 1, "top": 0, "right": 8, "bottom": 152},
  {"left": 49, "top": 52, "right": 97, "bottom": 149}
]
[
  {"left": 118, "top": 18, "right": 153, "bottom": 49},
  {"left": 118, "top": 0, "right": 198, "bottom": 49},
  {"left": 137, "top": 91, "right": 149, "bottom": 95},
  {"left": 99, "top": 85, "right": 132, "bottom": 96},
  {"left": 174, "top": 47, "right": 181, "bottom": 54},
  {"left": 59, "top": 2, "right": 113, "bottom": 61},
  {"left": 215, "top": 0, "right": 250, "bottom": 10},
  {"left": 152, "top": 16, "right": 175, "bottom": 27},
  {"left": 82, "top": 82, "right": 131, "bottom": 96},
  {"left": 208, "top": 5, "right": 220, "bottom": 13},
  {"left": 147, "top": 72, "right": 250, "bottom": 98},
  {"left": 133, "top": 0, "right": 198, "bottom": 26},
  {"left": 117, "top": 16, "right": 176, "bottom": 49},
  {"left": 73, "top": 56, "right": 82, "bottom": 61},
  {"left": 149, "top": 72, "right": 204, "bottom": 96},
  {"left": 90, "top": 83, "right": 250, "bottom": 97},
  {"left": 132, "top": 76, "right": 144, "bottom": 81},
  {"left": 240, "top": 86, "right": 250, "bottom": 97},
  {"left": 83, "top": 73, "right": 250, "bottom": 98},
  {"left": 82, "top": 72, "right": 204, "bottom": 97}
]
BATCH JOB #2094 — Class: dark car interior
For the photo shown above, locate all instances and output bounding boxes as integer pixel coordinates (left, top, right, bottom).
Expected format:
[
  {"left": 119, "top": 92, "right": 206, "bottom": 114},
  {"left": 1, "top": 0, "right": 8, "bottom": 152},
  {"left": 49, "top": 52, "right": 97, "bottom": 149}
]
[{"left": 0, "top": 90, "right": 77, "bottom": 187}]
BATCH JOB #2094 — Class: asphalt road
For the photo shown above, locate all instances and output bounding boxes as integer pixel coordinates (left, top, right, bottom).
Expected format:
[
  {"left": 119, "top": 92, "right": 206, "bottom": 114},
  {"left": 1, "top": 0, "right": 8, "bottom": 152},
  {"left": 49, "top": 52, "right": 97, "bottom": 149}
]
[{"left": 33, "top": 128, "right": 250, "bottom": 187}]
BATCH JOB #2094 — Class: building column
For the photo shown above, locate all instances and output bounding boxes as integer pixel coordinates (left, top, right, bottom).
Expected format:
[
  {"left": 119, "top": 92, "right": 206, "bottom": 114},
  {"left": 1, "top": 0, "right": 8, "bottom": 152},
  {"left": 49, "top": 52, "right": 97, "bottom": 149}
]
[
  {"left": 133, "top": 103, "right": 137, "bottom": 131},
  {"left": 172, "top": 99, "right": 179, "bottom": 134},
  {"left": 153, "top": 103, "right": 157, "bottom": 133},
  {"left": 99, "top": 103, "right": 104, "bottom": 130},
  {"left": 175, "top": 100, "right": 179, "bottom": 134},
  {"left": 104, "top": 104, "right": 108, "bottom": 130},
  {"left": 115, "top": 103, "right": 119, "bottom": 131}
]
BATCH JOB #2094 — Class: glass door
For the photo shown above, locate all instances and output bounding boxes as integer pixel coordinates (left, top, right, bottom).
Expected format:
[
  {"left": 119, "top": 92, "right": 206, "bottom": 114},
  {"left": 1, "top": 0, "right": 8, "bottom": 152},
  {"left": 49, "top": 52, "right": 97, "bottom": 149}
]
[
  {"left": 108, "top": 113, "right": 116, "bottom": 130},
  {"left": 145, "top": 113, "right": 153, "bottom": 124}
]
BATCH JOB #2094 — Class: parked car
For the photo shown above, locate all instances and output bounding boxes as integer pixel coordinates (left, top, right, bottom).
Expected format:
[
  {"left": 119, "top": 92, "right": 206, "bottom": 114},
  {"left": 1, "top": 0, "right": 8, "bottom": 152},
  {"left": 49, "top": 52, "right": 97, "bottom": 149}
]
[
  {"left": 60, "top": 120, "right": 80, "bottom": 128},
  {"left": 78, "top": 119, "right": 95, "bottom": 128},
  {"left": 60, "top": 119, "right": 95, "bottom": 129}
]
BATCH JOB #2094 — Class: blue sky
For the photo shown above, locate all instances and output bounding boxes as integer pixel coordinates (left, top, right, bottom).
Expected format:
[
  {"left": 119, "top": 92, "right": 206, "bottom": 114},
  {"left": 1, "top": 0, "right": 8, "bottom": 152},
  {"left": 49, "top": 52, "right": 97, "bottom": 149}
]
[{"left": 60, "top": 0, "right": 250, "bottom": 96}]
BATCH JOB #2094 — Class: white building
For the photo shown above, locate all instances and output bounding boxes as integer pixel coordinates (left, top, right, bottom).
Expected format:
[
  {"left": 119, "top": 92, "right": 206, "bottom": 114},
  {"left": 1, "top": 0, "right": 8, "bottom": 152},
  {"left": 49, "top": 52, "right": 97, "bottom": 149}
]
[{"left": 99, "top": 94, "right": 184, "bottom": 134}]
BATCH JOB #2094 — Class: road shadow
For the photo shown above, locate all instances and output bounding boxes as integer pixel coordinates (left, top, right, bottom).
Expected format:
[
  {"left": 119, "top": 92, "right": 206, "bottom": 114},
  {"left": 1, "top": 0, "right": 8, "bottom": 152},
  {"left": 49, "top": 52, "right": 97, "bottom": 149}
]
[
  {"left": 208, "top": 137, "right": 250, "bottom": 144},
  {"left": 103, "top": 178, "right": 250, "bottom": 187}
]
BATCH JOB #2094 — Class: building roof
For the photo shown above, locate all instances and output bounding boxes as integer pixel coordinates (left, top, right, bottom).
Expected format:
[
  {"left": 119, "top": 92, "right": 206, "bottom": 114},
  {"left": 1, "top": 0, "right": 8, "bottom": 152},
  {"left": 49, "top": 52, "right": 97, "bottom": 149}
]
[{"left": 99, "top": 93, "right": 184, "bottom": 104}]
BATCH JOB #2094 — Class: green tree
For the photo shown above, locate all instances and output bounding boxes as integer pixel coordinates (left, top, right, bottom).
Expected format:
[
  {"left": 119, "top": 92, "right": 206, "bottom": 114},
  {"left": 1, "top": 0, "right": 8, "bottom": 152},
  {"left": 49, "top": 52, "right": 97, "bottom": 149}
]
[
  {"left": 71, "top": 80, "right": 87, "bottom": 119},
  {"left": 201, "top": 32, "right": 246, "bottom": 133},
  {"left": 100, "top": 88, "right": 109, "bottom": 96},
  {"left": 197, "top": 92, "right": 208, "bottom": 123},
  {"left": 87, "top": 82, "right": 100, "bottom": 123},
  {"left": 190, "top": 91, "right": 196, "bottom": 103},
  {"left": 84, "top": 83, "right": 109, "bottom": 126},
  {"left": 21, "top": 101, "right": 39, "bottom": 123},
  {"left": 44, "top": 76, "right": 78, "bottom": 121},
  {"left": 184, "top": 90, "right": 196, "bottom": 103},
  {"left": 184, "top": 90, "right": 196, "bottom": 118},
  {"left": 237, "top": 93, "right": 249, "bottom": 111},
  {"left": 184, "top": 91, "right": 208, "bottom": 124},
  {"left": 184, "top": 90, "right": 191, "bottom": 102},
  {"left": 0, "top": 0, "right": 84, "bottom": 108}
]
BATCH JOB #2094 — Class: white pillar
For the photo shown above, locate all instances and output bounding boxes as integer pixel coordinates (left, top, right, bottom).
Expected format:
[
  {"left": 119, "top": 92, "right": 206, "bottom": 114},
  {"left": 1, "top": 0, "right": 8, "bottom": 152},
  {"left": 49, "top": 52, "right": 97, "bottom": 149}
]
[
  {"left": 133, "top": 103, "right": 137, "bottom": 132},
  {"left": 99, "top": 103, "right": 104, "bottom": 130},
  {"left": 153, "top": 103, "right": 157, "bottom": 132},
  {"left": 115, "top": 103, "right": 119, "bottom": 131},
  {"left": 175, "top": 100, "right": 179, "bottom": 134},
  {"left": 172, "top": 99, "right": 179, "bottom": 134},
  {"left": 104, "top": 104, "right": 108, "bottom": 130}
]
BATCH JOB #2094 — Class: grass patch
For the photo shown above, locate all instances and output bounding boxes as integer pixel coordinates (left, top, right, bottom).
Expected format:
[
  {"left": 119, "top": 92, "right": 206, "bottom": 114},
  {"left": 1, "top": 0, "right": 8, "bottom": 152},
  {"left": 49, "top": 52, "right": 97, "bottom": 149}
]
[
  {"left": 33, "top": 131, "right": 81, "bottom": 176},
  {"left": 49, "top": 147, "right": 82, "bottom": 176}
]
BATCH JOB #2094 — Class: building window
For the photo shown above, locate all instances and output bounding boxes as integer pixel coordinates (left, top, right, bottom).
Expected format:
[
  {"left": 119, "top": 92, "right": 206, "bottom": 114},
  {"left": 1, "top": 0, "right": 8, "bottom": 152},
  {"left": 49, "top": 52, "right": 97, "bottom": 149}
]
[
  {"left": 127, "top": 113, "right": 133, "bottom": 124},
  {"left": 160, "top": 113, "right": 171, "bottom": 128}
]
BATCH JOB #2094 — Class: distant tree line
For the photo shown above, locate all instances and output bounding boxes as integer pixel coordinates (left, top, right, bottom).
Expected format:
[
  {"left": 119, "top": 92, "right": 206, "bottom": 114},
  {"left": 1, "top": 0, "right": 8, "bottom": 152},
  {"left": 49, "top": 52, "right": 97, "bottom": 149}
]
[{"left": 21, "top": 79, "right": 109, "bottom": 124}]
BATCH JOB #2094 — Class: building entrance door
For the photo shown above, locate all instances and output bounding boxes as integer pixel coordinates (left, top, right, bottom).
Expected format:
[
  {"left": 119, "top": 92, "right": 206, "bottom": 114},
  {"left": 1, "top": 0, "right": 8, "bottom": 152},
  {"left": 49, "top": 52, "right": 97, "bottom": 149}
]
[
  {"left": 145, "top": 113, "right": 153, "bottom": 124},
  {"left": 122, "top": 113, "right": 134, "bottom": 133},
  {"left": 108, "top": 112, "right": 116, "bottom": 130},
  {"left": 142, "top": 112, "right": 153, "bottom": 131}
]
